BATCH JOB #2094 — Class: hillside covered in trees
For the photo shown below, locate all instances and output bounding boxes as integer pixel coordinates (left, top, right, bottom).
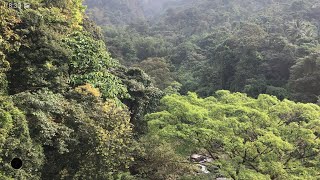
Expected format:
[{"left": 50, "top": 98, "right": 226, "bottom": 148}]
[
  {"left": 86, "top": 0, "right": 320, "bottom": 103},
  {"left": 0, "top": 0, "right": 319, "bottom": 179}
]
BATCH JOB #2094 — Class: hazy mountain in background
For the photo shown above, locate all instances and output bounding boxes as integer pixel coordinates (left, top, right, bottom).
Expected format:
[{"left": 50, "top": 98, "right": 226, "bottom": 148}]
[
  {"left": 84, "top": 0, "right": 145, "bottom": 25},
  {"left": 84, "top": 0, "right": 192, "bottom": 26},
  {"left": 140, "top": 0, "right": 185, "bottom": 17}
]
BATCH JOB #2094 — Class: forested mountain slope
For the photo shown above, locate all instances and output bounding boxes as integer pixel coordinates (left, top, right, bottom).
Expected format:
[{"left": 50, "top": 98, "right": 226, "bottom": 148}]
[
  {"left": 87, "top": 0, "right": 320, "bottom": 103},
  {"left": 84, "top": 0, "right": 145, "bottom": 25},
  {"left": 0, "top": 0, "right": 319, "bottom": 179}
]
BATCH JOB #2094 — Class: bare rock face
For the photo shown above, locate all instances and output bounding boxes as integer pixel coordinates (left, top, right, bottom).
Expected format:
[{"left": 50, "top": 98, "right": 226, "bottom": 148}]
[
  {"left": 190, "top": 154, "right": 206, "bottom": 162},
  {"left": 190, "top": 153, "right": 217, "bottom": 174},
  {"left": 190, "top": 154, "right": 214, "bottom": 163}
]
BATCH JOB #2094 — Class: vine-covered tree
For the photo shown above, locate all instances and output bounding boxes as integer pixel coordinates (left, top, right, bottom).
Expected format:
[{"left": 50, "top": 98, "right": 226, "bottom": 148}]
[{"left": 13, "top": 87, "right": 136, "bottom": 179}]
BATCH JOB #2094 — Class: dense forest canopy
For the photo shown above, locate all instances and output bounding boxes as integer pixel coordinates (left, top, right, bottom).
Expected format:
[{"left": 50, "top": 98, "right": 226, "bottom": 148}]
[
  {"left": 0, "top": 0, "right": 319, "bottom": 179},
  {"left": 85, "top": 0, "right": 320, "bottom": 103}
]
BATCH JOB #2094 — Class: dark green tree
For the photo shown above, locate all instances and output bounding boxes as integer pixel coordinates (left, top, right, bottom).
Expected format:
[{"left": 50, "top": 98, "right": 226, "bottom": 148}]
[
  {"left": 114, "top": 67, "right": 164, "bottom": 135},
  {"left": 134, "top": 57, "right": 174, "bottom": 90},
  {"left": 290, "top": 53, "right": 320, "bottom": 103},
  {"left": 13, "top": 88, "right": 136, "bottom": 179},
  {"left": 0, "top": 96, "right": 44, "bottom": 179}
]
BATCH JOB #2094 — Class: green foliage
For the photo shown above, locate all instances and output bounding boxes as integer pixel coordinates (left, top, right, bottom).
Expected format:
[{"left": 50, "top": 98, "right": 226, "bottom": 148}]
[
  {"left": 1, "top": 1, "right": 143, "bottom": 178},
  {"left": 2, "top": 0, "right": 320, "bottom": 179},
  {"left": 82, "top": 17, "right": 104, "bottom": 40},
  {"left": 6, "top": 6, "right": 73, "bottom": 94},
  {"left": 114, "top": 67, "right": 164, "bottom": 135},
  {"left": 134, "top": 36, "right": 171, "bottom": 61},
  {"left": 103, "top": 26, "right": 172, "bottom": 66},
  {"left": 13, "top": 89, "right": 136, "bottom": 179},
  {"left": 290, "top": 53, "right": 320, "bottom": 103},
  {"left": 133, "top": 57, "right": 174, "bottom": 89},
  {"left": 164, "top": 81, "right": 183, "bottom": 95},
  {"left": 265, "top": 86, "right": 289, "bottom": 100},
  {"left": 0, "top": 96, "right": 44, "bottom": 179},
  {"left": 63, "top": 31, "right": 128, "bottom": 99},
  {"left": 87, "top": 0, "right": 320, "bottom": 103},
  {"left": 84, "top": 0, "right": 145, "bottom": 26},
  {"left": 146, "top": 91, "right": 320, "bottom": 179},
  {"left": 132, "top": 135, "right": 197, "bottom": 180},
  {"left": 3, "top": 3, "right": 128, "bottom": 99},
  {"left": 43, "top": 0, "right": 85, "bottom": 29},
  {"left": 0, "top": 53, "right": 9, "bottom": 95},
  {"left": 0, "top": 4, "right": 21, "bottom": 95}
]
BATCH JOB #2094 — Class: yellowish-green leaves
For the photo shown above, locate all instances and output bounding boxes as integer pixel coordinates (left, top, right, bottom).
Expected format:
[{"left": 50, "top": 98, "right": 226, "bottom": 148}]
[
  {"left": 63, "top": 31, "right": 128, "bottom": 100},
  {"left": 146, "top": 90, "right": 320, "bottom": 179}
]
